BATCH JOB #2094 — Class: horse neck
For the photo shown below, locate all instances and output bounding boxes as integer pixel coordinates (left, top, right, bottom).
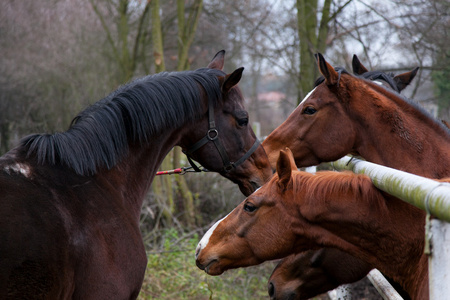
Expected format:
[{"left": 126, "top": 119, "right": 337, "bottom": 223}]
[
  {"left": 292, "top": 172, "right": 426, "bottom": 296},
  {"left": 99, "top": 129, "right": 181, "bottom": 222},
  {"left": 349, "top": 85, "right": 450, "bottom": 178}
]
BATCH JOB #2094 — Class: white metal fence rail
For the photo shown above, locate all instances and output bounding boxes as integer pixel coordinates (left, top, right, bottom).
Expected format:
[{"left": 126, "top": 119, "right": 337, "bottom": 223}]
[{"left": 327, "top": 156, "right": 450, "bottom": 300}]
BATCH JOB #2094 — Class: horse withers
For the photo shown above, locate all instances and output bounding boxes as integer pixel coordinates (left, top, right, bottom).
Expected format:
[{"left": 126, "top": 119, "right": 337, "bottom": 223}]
[
  {"left": 196, "top": 148, "right": 436, "bottom": 300},
  {"left": 0, "top": 50, "right": 272, "bottom": 299}
]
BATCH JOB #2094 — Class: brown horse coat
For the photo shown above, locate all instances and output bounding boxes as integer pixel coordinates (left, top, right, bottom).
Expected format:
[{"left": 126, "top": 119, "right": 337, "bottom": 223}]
[
  {"left": 259, "top": 53, "right": 450, "bottom": 299},
  {"left": 196, "top": 149, "right": 438, "bottom": 299},
  {"left": 267, "top": 54, "right": 420, "bottom": 300},
  {"left": 0, "top": 51, "right": 272, "bottom": 299}
]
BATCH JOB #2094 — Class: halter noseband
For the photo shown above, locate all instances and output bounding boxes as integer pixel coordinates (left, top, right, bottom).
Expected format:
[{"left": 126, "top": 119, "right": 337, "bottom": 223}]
[{"left": 183, "top": 96, "right": 261, "bottom": 173}]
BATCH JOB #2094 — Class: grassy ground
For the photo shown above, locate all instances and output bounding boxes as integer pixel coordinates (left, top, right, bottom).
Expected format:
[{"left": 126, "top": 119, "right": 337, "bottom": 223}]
[
  {"left": 137, "top": 172, "right": 334, "bottom": 300},
  {"left": 138, "top": 229, "right": 277, "bottom": 300}
]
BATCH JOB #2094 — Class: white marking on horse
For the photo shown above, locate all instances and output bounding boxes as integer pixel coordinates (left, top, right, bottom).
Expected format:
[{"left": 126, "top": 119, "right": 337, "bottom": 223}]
[
  {"left": 282, "top": 87, "right": 317, "bottom": 120},
  {"left": 4, "top": 163, "right": 31, "bottom": 178},
  {"left": 298, "top": 87, "right": 317, "bottom": 106},
  {"left": 373, "top": 80, "right": 383, "bottom": 86},
  {"left": 196, "top": 208, "right": 236, "bottom": 257}
]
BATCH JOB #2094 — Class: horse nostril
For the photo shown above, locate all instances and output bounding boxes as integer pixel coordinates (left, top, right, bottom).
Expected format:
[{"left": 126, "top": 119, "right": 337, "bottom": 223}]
[{"left": 268, "top": 282, "right": 275, "bottom": 298}]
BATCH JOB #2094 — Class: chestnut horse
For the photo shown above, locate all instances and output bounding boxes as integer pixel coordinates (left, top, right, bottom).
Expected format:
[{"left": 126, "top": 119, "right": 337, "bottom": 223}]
[
  {"left": 196, "top": 149, "right": 445, "bottom": 300},
  {"left": 260, "top": 53, "right": 449, "bottom": 299},
  {"left": 0, "top": 51, "right": 272, "bottom": 299},
  {"left": 268, "top": 55, "right": 419, "bottom": 300},
  {"left": 262, "top": 53, "right": 450, "bottom": 177}
]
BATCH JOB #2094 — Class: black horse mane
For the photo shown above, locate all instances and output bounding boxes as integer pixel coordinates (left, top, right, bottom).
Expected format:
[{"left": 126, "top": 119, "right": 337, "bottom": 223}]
[
  {"left": 313, "top": 68, "right": 398, "bottom": 91},
  {"left": 313, "top": 67, "right": 350, "bottom": 87},
  {"left": 314, "top": 66, "right": 450, "bottom": 135},
  {"left": 357, "top": 70, "right": 399, "bottom": 92},
  {"left": 20, "top": 68, "right": 225, "bottom": 175}
]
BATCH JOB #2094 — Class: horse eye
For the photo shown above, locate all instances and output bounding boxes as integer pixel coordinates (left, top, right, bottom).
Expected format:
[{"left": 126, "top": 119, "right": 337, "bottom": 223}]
[
  {"left": 237, "top": 117, "right": 249, "bottom": 126},
  {"left": 243, "top": 202, "right": 257, "bottom": 213},
  {"left": 303, "top": 106, "right": 317, "bottom": 115}
]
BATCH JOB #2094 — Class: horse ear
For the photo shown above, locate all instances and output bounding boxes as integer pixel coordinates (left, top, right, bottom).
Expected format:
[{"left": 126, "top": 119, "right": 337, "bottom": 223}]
[
  {"left": 393, "top": 67, "right": 419, "bottom": 91},
  {"left": 222, "top": 67, "right": 244, "bottom": 93},
  {"left": 352, "top": 54, "right": 369, "bottom": 75},
  {"left": 207, "top": 50, "right": 226, "bottom": 70},
  {"left": 276, "top": 148, "right": 296, "bottom": 189},
  {"left": 315, "top": 53, "right": 339, "bottom": 86}
]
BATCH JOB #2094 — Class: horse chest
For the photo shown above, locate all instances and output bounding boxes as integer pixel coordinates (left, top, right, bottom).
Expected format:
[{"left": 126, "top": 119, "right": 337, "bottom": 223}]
[
  {"left": 71, "top": 230, "right": 147, "bottom": 299},
  {"left": 64, "top": 193, "right": 147, "bottom": 298}
]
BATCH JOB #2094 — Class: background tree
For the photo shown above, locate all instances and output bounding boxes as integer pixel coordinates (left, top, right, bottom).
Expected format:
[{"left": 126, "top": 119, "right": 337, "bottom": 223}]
[{"left": 1, "top": 0, "right": 449, "bottom": 297}]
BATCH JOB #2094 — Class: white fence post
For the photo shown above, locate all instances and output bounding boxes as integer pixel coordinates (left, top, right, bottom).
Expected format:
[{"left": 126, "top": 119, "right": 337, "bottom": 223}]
[{"left": 428, "top": 219, "right": 450, "bottom": 299}]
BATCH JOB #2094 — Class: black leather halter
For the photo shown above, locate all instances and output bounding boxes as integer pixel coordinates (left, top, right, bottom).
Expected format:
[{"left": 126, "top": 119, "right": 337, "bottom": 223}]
[{"left": 183, "top": 97, "right": 261, "bottom": 173}]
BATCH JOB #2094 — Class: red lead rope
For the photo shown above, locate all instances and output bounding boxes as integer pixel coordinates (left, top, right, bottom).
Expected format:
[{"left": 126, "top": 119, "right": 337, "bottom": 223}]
[
  {"left": 156, "top": 168, "right": 185, "bottom": 176},
  {"left": 155, "top": 166, "right": 208, "bottom": 176}
]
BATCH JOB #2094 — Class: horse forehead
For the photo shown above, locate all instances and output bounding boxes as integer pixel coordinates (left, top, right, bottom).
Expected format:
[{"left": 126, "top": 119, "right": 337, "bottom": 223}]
[
  {"left": 298, "top": 87, "right": 317, "bottom": 106},
  {"left": 224, "top": 89, "right": 245, "bottom": 110}
]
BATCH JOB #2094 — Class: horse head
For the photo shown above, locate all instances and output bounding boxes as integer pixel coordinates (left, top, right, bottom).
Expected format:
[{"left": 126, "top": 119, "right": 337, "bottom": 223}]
[
  {"left": 195, "top": 148, "right": 309, "bottom": 275},
  {"left": 179, "top": 50, "right": 272, "bottom": 196},
  {"left": 261, "top": 53, "right": 429, "bottom": 171}
]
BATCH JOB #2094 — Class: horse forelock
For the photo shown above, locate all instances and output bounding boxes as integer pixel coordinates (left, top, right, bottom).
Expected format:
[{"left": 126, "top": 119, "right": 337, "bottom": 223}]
[
  {"left": 20, "top": 68, "right": 225, "bottom": 175},
  {"left": 314, "top": 67, "right": 349, "bottom": 88}
]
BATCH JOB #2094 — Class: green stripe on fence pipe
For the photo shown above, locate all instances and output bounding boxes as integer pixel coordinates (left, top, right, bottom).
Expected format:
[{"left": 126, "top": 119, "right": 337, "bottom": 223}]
[{"left": 331, "top": 156, "right": 450, "bottom": 223}]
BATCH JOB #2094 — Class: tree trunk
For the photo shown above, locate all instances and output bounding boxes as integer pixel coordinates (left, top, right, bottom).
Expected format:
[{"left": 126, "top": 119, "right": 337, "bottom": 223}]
[
  {"left": 173, "top": 0, "right": 204, "bottom": 228},
  {"left": 151, "top": 0, "right": 174, "bottom": 225},
  {"left": 296, "top": 0, "right": 340, "bottom": 104},
  {"left": 151, "top": 0, "right": 166, "bottom": 73}
]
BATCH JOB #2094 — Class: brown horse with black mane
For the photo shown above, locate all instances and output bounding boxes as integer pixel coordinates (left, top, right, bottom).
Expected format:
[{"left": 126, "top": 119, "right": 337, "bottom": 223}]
[
  {"left": 268, "top": 54, "right": 419, "bottom": 300},
  {"left": 0, "top": 51, "right": 272, "bottom": 299},
  {"left": 196, "top": 149, "right": 446, "bottom": 300}
]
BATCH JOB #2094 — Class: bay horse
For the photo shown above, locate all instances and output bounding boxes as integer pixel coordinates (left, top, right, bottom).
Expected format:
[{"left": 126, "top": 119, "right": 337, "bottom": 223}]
[
  {"left": 351, "top": 54, "right": 419, "bottom": 93},
  {"left": 196, "top": 148, "right": 445, "bottom": 300},
  {"left": 267, "top": 54, "right": 419, "bottom": 300},
  {"left": 0, "top": 50, "right": 272, "bottom": 299}
]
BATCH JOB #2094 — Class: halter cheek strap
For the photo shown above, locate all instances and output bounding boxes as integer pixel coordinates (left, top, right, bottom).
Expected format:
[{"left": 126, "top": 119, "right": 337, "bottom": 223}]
[{"left": 183, "top": 96, "right": 261, "bottom": 173}]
